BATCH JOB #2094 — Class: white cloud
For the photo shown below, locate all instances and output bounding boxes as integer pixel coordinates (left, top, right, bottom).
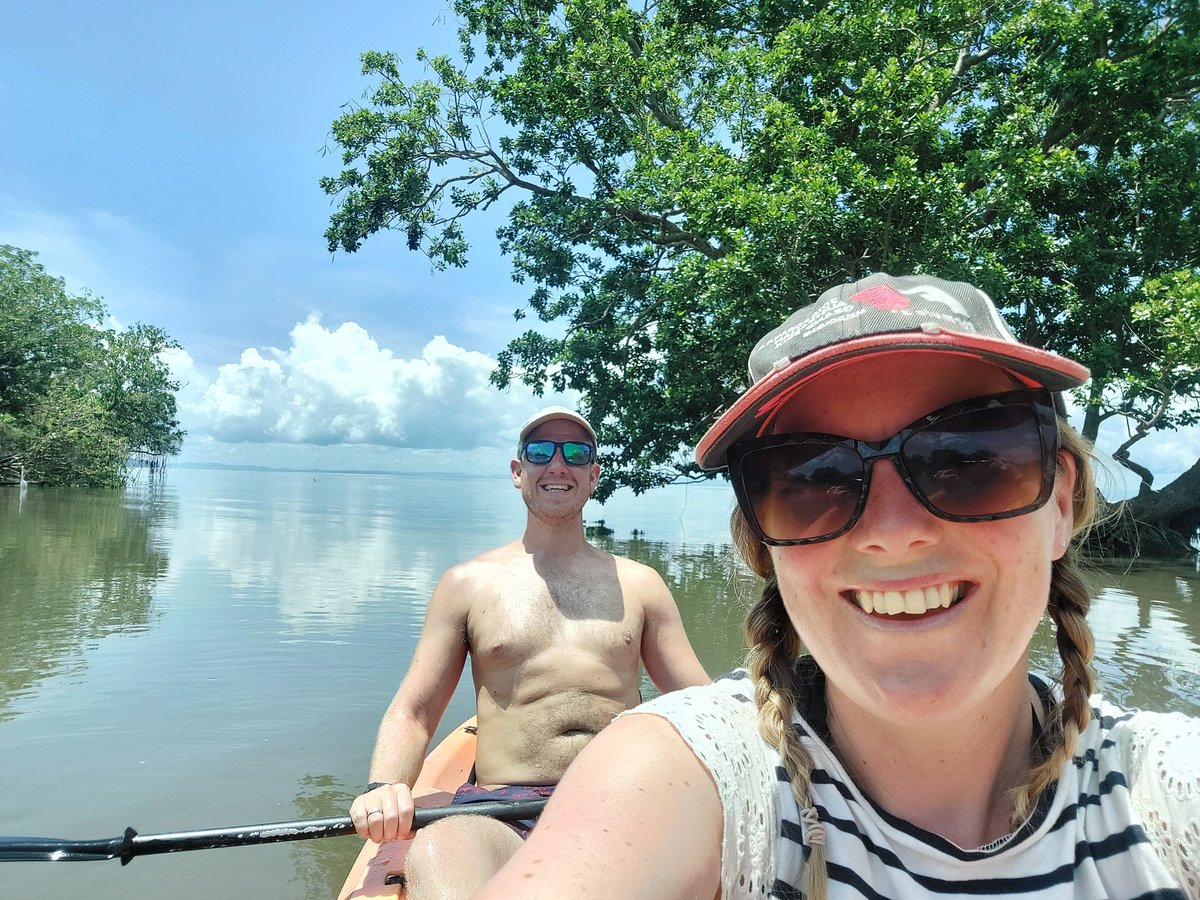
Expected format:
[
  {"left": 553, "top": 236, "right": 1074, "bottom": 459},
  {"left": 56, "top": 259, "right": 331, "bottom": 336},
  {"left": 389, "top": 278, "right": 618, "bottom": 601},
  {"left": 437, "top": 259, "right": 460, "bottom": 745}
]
[{"left": 177, "top": 316, "right": 574, "bottom": 455}]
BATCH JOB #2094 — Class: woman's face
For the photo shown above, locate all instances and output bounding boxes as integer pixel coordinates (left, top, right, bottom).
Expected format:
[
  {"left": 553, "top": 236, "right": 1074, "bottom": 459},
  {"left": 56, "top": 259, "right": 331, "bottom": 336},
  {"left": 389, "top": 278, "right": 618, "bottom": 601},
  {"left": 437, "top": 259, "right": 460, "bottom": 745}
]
[{"left": 766, "top": 352, "right": 1076, "bottom": 730}]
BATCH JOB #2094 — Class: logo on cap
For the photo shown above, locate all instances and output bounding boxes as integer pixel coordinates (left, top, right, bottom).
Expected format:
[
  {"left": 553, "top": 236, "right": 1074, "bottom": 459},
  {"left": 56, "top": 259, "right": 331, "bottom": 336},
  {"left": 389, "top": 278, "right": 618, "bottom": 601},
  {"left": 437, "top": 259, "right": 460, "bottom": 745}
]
[{"left": 850, "top": 285, "right": 910, "bottom": 311}]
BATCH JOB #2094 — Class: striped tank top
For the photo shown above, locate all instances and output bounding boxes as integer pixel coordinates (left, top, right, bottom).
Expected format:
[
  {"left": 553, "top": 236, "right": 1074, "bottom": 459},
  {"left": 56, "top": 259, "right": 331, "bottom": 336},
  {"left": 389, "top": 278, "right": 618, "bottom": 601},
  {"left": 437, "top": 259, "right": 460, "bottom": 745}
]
[{"left": 631, "top": 664, "right": 1200, "bottom": 898}]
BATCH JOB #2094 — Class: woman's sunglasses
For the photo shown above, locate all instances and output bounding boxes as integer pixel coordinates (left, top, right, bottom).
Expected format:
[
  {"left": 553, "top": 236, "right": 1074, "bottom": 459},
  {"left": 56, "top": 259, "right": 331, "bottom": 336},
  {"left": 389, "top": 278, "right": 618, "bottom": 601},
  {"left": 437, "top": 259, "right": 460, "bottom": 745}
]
[
  {"left": 728, "top": 389, "right": 1060, "bottom": 546},
  {"left": 522, "top": 440, "right": 596, "bottom": 467}
]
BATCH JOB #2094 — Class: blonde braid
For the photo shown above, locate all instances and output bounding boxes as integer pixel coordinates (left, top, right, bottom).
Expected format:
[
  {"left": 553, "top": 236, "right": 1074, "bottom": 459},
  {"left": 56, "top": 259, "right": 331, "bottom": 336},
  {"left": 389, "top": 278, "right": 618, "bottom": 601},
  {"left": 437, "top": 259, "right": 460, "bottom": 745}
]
[
  {"left": 1012, "top": 550, "right": 1097, "bottom": 820},
  {"left": 1012, "top": 424, "right": 1100, "bottom": 822},
  {"left": 744, "top": 579, "right": 830, "bottom": 900},
  {"left": 736, "top": 510, "right": 830, "bottom": 900}
]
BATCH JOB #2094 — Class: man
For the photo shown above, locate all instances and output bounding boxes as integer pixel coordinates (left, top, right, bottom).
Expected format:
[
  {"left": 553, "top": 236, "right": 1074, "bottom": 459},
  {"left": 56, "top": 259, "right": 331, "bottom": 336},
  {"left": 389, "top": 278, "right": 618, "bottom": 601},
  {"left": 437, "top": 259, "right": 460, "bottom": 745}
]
[{"left": 349, "top": 405, "right": 710, "bottom": 898}]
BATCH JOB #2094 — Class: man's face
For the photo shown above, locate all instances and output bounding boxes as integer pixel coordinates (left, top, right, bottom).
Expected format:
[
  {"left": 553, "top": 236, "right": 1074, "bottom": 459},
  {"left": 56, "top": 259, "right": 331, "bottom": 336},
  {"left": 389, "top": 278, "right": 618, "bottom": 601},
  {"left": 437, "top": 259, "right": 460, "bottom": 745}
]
[{"left": 511, "top": 419, "right": 599, "bottom": 522}]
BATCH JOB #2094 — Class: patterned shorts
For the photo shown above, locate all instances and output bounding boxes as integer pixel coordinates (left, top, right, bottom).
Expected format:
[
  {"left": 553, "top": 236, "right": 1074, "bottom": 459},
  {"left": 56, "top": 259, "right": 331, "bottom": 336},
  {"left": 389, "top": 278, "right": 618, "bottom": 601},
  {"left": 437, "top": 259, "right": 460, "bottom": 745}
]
[{"left": 450, "top": 782, "right": 555, "bottom": 838}]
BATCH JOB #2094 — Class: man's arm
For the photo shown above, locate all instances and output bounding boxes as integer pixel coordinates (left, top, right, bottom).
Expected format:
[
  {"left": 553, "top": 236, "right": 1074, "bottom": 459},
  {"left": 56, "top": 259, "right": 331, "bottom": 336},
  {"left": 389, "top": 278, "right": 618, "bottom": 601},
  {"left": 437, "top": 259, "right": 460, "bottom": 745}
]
[
  {"left": 629, "top": 562, "right": 711, "bottom": 693},
  {"left": 350, "top": 567, "right": 472, "bottom": 842}
]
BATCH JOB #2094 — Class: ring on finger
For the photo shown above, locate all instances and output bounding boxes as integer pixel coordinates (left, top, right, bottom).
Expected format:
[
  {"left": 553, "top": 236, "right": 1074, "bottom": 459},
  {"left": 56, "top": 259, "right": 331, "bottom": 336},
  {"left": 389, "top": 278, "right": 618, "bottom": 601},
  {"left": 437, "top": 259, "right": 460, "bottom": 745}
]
[{"left": 366, "top": 809, "right": 383, "bottom": 817}]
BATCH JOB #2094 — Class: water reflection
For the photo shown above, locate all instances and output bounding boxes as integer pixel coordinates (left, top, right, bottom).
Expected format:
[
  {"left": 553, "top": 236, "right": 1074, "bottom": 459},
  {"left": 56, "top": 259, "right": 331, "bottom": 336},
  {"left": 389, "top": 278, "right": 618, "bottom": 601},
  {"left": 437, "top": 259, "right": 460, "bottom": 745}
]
[
  {"left": 601, "top": 535, "right": 756, "bottom": 681},
  {"left": 1088, "top": 560, "right": 1200, "bottom": 716},
  {"left": 2, "top": 471, "right": 1198, "bottom": 900},
  {"left": 0, "top": 486, "right": 171, "bottom": 721},
  {"left": 289, "top": 774, "right": 363, "bottom": 900},
  {"left": 160, "top": 471, "right": 524, "bottom": 632},
  {"left": 1022, "top": 559, "right": 1200, "bottom": 716}
]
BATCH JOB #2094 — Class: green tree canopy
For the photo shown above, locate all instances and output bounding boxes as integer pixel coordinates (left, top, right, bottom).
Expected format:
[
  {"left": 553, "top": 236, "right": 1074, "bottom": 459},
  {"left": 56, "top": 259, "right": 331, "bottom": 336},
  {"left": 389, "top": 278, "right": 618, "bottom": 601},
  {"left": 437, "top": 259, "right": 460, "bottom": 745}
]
[
  {"left": 0, "top": 245, "right": 185, "bottom": 487},
  {"left": 323, "top": 0, "right": 1199, "bottom": 517}
]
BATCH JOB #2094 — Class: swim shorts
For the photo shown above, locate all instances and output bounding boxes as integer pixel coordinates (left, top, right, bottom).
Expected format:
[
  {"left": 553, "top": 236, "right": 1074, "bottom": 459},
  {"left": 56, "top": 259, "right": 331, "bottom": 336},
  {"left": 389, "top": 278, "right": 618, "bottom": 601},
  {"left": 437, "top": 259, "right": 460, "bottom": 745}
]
[{"left": 450, "top": 782, "right": 555, "bottom": 838}]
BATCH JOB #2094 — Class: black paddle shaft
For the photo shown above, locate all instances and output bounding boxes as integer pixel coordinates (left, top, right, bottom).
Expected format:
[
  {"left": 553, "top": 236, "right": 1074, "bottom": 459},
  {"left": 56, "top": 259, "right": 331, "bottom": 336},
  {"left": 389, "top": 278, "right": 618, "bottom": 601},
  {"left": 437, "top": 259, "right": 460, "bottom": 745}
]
[{"left": 0, "top": 798, "right": 549, "bottom": 864}]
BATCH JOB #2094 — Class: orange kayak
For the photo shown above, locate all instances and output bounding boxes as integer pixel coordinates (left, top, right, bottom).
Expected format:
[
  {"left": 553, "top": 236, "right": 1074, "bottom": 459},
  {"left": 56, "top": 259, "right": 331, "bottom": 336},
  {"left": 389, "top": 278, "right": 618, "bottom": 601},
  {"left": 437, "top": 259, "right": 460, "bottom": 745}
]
[{"left": 337, "top": 718, "right": 477, "bottom": 899}]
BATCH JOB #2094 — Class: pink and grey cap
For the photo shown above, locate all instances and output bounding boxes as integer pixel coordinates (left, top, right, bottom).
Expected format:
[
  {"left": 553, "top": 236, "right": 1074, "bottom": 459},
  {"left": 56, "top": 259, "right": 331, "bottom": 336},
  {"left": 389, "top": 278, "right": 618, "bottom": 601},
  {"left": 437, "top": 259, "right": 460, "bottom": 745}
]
[
  {"left": 517, "top": 405, "right": 597, "bottom": 450},
  {"left": 696, "top": 273, "right": 1090, "bottom": 470}
]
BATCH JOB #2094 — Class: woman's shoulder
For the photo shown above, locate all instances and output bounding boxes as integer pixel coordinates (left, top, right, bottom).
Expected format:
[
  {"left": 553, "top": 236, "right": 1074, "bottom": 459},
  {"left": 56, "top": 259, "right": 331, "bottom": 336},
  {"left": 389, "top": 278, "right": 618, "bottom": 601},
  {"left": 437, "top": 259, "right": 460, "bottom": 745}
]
[
  {"left": 1084, "top": 696, "right": 1200, "bottom": 892},
  {"left": 626, "top": 669, "right": 778, "bottom": 897},
  {"left": 625, "top": 668, "right": 769, "bottom": 782},
  {"left": 1089, "top": 697, "right": 1200, "bottom": 788},
  {"left": 1088, "top": 695, "right": 1200, "bottom": 769},
  {"left": 632, "top": 668, "right": 757, "bottom": 723}
]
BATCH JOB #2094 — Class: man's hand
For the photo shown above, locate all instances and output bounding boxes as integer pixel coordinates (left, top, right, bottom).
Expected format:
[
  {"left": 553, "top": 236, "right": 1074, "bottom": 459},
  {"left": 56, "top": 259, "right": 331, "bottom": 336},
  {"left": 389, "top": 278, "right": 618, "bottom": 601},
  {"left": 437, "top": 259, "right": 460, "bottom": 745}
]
[{"left": 350, "top": 782, "right": 417, "bottom": 843}]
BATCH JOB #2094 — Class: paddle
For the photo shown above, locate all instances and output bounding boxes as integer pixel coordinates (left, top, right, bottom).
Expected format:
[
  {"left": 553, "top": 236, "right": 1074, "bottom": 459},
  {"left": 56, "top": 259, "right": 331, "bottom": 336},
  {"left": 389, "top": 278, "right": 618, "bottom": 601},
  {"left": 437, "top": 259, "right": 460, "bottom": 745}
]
[{"left": 0, "top": 797, "right": 548, "bottom": 864}]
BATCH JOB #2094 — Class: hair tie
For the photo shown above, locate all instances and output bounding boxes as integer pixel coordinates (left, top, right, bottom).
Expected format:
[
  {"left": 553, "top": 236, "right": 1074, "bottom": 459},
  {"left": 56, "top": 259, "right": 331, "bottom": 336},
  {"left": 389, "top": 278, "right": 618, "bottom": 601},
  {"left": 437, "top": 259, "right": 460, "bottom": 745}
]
[{"left": 801, "top": 805, "right": 827, "bottom": 848}]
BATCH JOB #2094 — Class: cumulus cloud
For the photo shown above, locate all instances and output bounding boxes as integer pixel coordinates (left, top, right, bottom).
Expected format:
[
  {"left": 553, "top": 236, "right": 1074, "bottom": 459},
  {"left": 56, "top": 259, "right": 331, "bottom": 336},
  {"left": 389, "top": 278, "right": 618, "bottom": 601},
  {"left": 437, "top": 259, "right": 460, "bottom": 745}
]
[{"left": 179, "top": 316, "right": 568, "bottom": 452}]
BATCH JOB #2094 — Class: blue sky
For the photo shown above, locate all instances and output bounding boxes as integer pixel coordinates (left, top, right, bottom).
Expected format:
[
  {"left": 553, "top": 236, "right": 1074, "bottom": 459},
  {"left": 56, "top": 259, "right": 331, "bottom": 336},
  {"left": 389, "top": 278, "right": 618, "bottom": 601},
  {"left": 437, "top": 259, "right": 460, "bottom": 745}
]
[
  {"left": 1, "top": 1, "right": 569, "bottom": 472},
  {"left": 1, "top": 2, "right": 1192, "bottom": 494}
]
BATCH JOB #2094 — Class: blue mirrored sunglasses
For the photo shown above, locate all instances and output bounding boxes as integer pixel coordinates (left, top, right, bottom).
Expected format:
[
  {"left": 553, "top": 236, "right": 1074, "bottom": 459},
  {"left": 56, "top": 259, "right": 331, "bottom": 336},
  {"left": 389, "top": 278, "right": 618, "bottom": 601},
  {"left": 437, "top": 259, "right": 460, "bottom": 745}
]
[{"left": 522, "top": 440, "right": 596, "bottom": 466}]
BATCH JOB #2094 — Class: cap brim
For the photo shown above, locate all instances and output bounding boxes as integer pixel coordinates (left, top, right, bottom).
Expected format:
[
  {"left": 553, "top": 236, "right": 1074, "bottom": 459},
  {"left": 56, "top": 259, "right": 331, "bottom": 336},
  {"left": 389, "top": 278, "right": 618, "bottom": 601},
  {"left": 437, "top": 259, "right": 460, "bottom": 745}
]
[
  {"left": 695, "top": 333, "right": 1089, "bottom": 470},
  {"left": 519, "top": 412, "right": 597, "bottom": 447}
]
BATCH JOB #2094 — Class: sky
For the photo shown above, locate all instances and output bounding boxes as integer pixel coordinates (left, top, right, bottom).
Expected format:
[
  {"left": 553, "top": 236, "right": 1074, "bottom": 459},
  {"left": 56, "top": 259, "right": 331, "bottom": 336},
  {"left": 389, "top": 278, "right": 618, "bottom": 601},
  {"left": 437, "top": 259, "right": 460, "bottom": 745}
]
[
  {"left": 1, "top": 0, "right": 565, "bottom": 474},
  {"left": 0, "top": 1, "right": 1192, "bottom": 495}
]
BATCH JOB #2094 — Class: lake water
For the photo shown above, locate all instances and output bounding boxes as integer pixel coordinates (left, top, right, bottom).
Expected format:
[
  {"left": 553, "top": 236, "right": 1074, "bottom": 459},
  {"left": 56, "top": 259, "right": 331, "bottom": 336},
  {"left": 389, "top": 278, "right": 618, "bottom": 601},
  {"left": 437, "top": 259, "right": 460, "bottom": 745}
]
[{"left": 1, "top": 467, "right": 1197, "bottom": 899}]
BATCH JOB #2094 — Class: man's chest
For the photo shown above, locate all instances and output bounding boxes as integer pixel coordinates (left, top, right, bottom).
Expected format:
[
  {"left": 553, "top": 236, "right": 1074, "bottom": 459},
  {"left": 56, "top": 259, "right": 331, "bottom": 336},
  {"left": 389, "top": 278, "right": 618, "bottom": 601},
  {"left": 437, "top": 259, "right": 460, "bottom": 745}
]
[{"left": 467, "top": 575, "right": 642, "bottom": 665}]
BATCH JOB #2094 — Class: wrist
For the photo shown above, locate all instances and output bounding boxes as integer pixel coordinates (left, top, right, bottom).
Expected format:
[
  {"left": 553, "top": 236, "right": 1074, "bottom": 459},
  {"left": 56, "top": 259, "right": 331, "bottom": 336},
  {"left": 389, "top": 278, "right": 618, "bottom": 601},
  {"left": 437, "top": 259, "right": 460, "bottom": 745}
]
[{"left": 365, "top": 781, "right": 389, "bottom": 793}]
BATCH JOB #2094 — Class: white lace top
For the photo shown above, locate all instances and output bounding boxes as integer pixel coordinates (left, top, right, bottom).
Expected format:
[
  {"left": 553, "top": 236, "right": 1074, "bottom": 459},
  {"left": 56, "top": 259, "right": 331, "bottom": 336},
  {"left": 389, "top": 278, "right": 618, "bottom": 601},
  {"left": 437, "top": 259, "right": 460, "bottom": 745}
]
[{"left": 629, "top": 668, "right": 1200, "bottom": 899}]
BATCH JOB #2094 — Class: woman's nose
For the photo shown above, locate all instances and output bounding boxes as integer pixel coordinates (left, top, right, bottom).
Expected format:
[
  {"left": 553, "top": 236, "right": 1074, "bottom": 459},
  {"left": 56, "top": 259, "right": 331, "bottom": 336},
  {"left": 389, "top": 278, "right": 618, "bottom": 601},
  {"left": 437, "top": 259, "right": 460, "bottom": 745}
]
[{"left": 849, "top": 459, "right": 943, "bottom": 554}]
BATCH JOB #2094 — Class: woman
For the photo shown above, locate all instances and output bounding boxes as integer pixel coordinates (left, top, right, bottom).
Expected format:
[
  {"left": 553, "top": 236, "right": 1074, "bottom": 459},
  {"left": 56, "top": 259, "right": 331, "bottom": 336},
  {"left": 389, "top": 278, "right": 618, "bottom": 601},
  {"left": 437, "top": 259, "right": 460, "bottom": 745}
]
[{"left": 477, "top": 274, "right": 1200, "bottom": 899}]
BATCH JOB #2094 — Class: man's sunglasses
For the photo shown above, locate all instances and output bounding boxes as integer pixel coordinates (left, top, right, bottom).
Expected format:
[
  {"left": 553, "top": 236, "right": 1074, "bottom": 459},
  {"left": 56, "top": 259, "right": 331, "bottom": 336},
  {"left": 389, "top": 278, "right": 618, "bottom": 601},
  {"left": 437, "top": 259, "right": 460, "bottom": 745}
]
[
  {"left": 728, "top": 389, "right": 1060, "bottom": 546},
  {"left": 522, "top": 440, "right": 596, "bottom": 467}
]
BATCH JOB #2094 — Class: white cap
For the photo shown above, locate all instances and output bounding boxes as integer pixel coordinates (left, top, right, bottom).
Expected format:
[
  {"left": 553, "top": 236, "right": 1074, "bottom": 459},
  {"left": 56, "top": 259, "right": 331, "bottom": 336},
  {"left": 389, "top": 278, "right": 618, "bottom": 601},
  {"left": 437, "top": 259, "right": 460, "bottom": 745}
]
[{"left": 517, "top": 405, "right": 597, "bottom": 449}]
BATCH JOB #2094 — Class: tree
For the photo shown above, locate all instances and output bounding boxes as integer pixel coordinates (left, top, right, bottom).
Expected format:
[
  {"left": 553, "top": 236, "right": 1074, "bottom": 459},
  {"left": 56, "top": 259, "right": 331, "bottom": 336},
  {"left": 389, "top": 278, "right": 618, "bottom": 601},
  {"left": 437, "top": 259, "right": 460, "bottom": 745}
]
[
  {"left": 0, "top": 245, "right": 185, "bottom": 487},
  {"left": 0, "top": 245, "right": 102, "bottom": 417},
  {"left": 323, "top": 0, "right": 1199, "bottom": 551},
  {"left": 89, "top": 323, "right": 186, "bottom": 459}
]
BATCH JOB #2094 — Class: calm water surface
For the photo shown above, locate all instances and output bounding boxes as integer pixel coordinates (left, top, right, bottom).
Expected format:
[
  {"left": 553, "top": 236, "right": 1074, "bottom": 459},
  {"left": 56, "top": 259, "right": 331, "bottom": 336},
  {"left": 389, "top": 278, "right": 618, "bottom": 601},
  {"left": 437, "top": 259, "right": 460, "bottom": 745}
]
[{"left": 0, "top": 468, "right": 1197, "bottom": 899}]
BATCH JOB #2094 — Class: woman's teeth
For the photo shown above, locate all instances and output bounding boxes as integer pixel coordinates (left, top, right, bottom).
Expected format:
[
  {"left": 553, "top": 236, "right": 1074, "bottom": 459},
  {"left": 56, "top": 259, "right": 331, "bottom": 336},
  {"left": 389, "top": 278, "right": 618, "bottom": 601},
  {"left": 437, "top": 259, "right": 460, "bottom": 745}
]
[{"left": 854, "top": 583, "right": 961, "bottom": 615}]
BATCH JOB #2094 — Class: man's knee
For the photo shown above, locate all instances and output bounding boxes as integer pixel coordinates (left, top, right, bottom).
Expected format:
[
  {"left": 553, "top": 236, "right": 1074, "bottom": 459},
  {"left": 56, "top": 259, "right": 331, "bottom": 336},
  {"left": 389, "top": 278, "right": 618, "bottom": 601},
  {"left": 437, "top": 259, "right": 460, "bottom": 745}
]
[{"left": 405, "top": 816, "right": 522, "bottom": 897}]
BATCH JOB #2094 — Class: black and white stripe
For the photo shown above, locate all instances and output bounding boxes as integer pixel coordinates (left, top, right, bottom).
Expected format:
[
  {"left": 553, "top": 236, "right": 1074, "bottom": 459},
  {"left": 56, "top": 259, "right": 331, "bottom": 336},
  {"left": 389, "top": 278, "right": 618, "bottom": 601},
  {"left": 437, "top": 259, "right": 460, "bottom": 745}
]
[{"left": 637, "top": 667, "right": 1199, "bottom": 899}]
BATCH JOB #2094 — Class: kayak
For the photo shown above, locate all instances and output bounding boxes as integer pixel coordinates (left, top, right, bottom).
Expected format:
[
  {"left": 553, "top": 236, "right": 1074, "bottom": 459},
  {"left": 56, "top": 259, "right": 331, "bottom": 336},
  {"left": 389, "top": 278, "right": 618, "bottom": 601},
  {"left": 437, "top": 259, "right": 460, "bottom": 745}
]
[{"left": 338, "top": 718, "right": 477, "bottom": 899}]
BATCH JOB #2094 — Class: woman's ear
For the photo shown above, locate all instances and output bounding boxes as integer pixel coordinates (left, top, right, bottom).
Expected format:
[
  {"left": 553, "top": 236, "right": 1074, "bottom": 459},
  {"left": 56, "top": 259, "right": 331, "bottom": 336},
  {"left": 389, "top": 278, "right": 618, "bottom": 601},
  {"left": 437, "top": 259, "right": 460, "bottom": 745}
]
[{"left": 1052, "top": 449, "right": 1078, "bottom": 559}]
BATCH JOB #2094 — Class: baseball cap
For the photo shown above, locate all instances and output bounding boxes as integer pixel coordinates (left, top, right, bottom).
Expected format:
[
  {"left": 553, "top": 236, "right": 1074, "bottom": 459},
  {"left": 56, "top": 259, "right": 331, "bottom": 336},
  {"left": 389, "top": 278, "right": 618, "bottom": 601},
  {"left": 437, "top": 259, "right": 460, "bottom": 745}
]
[
  {"left": 517, "top": 406, "right": 597, "bottom": 450},
  {"left": 696, "top": 272, "right": 1090, "bottom": 470}
]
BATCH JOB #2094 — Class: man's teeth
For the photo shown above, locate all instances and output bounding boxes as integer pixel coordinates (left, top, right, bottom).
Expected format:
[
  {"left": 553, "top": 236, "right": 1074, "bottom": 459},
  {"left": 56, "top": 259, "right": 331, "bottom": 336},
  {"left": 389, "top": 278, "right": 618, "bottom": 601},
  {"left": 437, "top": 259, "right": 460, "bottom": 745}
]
[
  {"left": 854, "top": 583, "right": 960, "bottom": 615},
  {"left": 543, "top": 484, "right": 571, "bottom": 491}
]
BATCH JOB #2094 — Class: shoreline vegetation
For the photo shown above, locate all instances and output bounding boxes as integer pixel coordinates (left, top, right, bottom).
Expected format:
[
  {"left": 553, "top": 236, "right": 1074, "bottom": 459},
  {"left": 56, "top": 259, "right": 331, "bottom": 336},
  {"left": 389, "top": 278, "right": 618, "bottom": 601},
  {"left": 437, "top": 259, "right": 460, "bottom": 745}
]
[{"left": 1, "top": 246, "right": 185, "bottom": 489}]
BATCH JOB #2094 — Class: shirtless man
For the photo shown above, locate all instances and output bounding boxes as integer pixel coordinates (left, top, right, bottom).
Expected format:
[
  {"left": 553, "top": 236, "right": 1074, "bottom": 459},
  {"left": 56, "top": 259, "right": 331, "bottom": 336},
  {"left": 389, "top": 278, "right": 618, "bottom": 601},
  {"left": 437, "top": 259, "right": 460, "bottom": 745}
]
[{"left": 349, "top": 405, "right": 710, "bottom": 898}]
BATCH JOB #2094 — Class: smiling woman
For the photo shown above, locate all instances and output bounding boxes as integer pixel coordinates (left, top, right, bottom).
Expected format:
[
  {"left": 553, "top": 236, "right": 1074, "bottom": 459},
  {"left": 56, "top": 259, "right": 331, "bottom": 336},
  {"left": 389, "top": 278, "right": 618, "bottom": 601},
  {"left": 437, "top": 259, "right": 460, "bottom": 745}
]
[{"left": 476, "top": 273, "right": 1200, "bottom": 900}]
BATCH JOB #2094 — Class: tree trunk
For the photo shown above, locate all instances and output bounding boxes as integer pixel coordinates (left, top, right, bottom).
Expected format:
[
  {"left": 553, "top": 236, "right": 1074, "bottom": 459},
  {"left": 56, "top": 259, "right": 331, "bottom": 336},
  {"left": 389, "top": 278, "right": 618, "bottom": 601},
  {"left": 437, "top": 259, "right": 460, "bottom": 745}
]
[
  {"left": 1081, "top": 384, "right": 1104, "bottom": 444},
  {"left": 1086, "top": 458, "right": 1200, "bottom": 558}
]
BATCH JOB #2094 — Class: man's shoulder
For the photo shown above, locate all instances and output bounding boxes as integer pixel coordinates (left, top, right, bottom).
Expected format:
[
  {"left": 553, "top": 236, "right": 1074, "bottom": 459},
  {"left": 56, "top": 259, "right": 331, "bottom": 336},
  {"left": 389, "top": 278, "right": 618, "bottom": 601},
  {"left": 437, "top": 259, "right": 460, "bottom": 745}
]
[
  {"left": 446, "top": 540, "right": 524, "bottom": 574},
  {"left": 608, "top": 551, "right": 660, "bottom": 576},
  {"left": 608, "top": 552, "right": 669, "bottom": 592}
]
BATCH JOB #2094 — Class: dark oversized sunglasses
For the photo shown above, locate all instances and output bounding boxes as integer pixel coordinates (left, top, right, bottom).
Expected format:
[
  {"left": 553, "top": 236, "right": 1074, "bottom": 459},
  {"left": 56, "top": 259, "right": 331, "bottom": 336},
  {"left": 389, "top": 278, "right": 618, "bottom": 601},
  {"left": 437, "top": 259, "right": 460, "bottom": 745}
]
[
  {"left": 522, "top": 440, "right": 596, "bottom": 467},
  {"left": 728, "top": 389, "right": 1060, "bottom": 546}
]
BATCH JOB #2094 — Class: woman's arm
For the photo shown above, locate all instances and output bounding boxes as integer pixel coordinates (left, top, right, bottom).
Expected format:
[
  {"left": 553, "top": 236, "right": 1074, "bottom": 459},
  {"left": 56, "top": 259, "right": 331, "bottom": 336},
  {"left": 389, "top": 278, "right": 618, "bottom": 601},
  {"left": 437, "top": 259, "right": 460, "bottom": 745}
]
[{"left": 476, "top": 712, "right": 724, "bottom": 899}]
